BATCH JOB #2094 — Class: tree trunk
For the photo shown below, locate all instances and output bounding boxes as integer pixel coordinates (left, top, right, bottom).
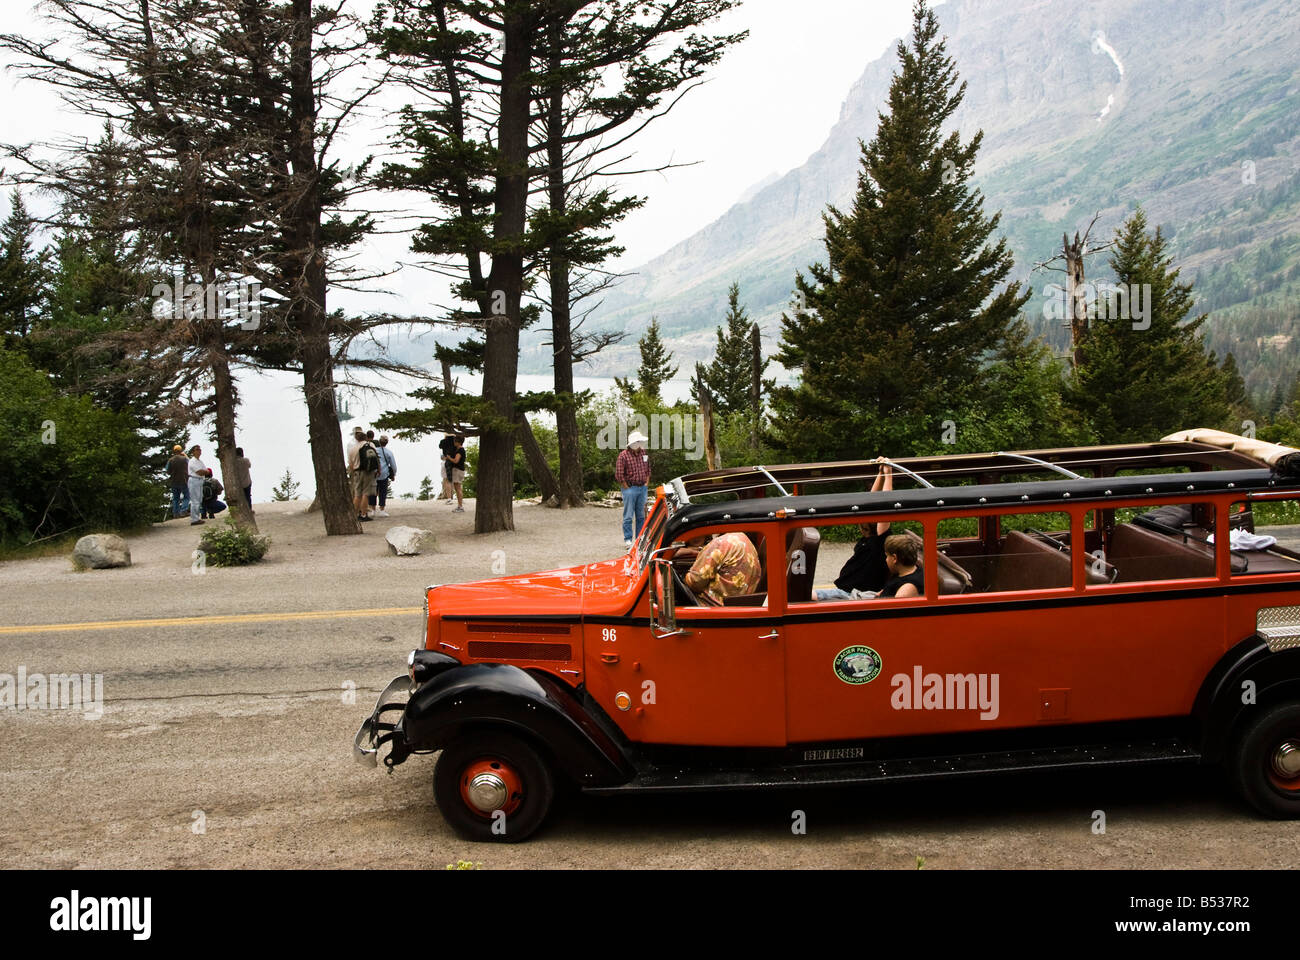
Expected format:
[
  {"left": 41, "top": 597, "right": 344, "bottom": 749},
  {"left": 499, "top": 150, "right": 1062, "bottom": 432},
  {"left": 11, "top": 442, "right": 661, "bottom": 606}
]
[
  {"left": 547, "top": 32, "right": 585, "bottom": 509},
  {"left": 1065, "top": 231, "right": 1088, "bottom": 370},
  {"left": 209, "top": 334, "right": 256, "bottom": 531},
  {"left": 289, "top": 0, "right": 357, "bottom": 536},
  {"left": 196, "top": 254, "right": 255, "bottom": 531},
  {"left": 515, "top": 412, "right": 559, "bottom": 502},
  {"left": 475, "top": 10, "right": 534, "bottom": 534},
  {"left": 695, "top": 363, "right": 720, "bottom": 471},
  {"left": 302, "top": 337, "right": 357, "bottom": 534}
]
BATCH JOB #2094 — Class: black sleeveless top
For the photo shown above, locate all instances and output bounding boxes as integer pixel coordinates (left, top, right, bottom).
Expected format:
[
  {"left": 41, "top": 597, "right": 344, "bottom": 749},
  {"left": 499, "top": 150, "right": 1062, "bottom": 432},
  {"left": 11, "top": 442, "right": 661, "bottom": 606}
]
[{"left": 879, "top": 565, "right": 924, "bottom": 598}]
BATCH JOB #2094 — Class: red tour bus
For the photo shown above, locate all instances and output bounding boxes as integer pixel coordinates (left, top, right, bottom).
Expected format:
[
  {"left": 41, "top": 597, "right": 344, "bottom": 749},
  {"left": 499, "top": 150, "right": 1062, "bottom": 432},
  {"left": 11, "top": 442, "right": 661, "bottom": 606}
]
[{"left": 356, "top": 428, "right": 1300, "bottom": 841}]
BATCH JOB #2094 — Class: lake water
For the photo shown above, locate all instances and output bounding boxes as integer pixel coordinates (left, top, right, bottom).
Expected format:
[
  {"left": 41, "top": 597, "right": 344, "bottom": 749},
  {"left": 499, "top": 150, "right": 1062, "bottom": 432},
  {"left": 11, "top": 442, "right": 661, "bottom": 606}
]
[{"left": 195, "top": 368, "right": 699, "bottom": 501}]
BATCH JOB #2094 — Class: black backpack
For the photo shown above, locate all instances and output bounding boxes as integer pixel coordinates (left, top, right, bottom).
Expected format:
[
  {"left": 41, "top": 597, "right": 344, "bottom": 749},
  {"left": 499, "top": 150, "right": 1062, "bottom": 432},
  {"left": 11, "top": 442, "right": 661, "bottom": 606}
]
[{"left": 360, "top": 443, "right": 381, "bottom": 473}]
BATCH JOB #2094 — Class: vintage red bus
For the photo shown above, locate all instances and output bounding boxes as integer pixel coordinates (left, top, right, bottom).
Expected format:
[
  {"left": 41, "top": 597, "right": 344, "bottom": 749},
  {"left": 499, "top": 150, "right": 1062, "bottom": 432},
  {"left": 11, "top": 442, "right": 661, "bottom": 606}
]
[{"left": 356, "top": 428, "right": 1300, "bottom": 841}]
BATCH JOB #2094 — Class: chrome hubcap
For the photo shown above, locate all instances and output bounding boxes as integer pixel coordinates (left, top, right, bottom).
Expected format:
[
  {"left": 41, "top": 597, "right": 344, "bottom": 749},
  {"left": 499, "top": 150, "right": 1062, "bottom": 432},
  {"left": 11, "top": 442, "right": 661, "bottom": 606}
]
[
  {"left": 466, "top": 771, "right": 508, "bottom": 812},
  {"left": 1272, "top": 741, "right": 1300, "bottom": 780}
]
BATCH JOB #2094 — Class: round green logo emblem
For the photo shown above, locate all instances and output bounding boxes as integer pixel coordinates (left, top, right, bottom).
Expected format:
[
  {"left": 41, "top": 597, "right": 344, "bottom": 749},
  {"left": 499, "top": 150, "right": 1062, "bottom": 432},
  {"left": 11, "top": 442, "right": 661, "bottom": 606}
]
[{"left": 833, "top": 645, "right": 882, "bottom": 685}]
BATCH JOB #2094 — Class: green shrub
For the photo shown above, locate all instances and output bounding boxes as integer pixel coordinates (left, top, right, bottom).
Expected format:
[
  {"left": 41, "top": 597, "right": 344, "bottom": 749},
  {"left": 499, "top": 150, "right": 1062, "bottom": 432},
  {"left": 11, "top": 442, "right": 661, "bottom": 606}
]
[
  {"left": 197, "top": 517, "right": 270, "bottom": 566},
  {"left": 0, "top": 347, "right": 158, "bottom": 548}
]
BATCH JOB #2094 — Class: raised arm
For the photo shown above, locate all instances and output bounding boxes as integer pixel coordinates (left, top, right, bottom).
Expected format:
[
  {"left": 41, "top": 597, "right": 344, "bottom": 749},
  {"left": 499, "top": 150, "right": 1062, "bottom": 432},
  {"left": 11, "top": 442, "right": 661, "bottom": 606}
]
[{"left": 870, "top": 458, "right": 894, "bottom": 536}]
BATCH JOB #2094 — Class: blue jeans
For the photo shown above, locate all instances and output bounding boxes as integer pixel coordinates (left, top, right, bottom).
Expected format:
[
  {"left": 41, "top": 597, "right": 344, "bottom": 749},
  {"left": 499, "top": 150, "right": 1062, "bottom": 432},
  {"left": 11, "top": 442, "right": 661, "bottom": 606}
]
[
  {"left": 171, "top": 484, "right": 190, "bottom": 516},
  {"left": 621, "top": 485, "right": 647, "bottom": 541},
  {"left": 816, "top": 588, "right": 853, "bottom": 602},
  {"left": 188, "top": 477, "right": 205, "bottom": 522}
]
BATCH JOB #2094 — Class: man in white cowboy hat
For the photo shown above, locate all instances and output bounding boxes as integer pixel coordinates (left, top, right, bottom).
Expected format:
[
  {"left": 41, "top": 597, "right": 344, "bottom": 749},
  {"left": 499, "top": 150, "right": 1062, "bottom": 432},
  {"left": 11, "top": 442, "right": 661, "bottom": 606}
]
[{"left": 615, "top": 430, "right": 651, "bottom": 547}]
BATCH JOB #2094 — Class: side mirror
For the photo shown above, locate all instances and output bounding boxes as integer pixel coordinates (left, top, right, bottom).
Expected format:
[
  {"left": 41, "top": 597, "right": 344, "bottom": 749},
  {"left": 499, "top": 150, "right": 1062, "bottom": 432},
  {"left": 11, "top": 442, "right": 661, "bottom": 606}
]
[{"left": 651, "top": 557, "right": 690, "bottom": 639}]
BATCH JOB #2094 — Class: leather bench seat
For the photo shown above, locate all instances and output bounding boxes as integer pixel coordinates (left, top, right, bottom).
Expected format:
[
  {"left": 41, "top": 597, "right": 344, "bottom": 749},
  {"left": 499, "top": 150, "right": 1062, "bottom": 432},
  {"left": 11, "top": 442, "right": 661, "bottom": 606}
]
[
  {"left": 898, "top": 529, "right": 973, "bottom": 595},
  {"left": 1108, "top": 523, "right": 1217, "bottom": 582},
  {"left": 989, "top": 530, "right": 1074, "bottom": 591}
]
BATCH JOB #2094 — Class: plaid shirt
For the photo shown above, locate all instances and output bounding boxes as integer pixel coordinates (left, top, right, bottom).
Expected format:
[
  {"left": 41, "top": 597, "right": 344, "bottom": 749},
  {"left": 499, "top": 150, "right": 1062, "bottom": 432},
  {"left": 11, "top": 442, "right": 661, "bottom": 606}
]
[{"left": 615, "top": 447, "right": 651, "bottom": 486}]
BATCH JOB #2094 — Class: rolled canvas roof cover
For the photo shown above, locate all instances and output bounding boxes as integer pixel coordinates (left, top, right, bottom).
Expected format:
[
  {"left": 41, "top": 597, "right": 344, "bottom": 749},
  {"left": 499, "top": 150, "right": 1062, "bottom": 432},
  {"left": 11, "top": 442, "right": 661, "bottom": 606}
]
[{"left": 1160, "top": 428, "right": 1300, "bottom": 467}]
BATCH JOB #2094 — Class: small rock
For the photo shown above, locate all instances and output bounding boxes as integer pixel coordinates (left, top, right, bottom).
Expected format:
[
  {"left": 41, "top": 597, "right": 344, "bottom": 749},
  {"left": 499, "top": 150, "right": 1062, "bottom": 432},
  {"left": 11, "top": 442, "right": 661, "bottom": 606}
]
[
  {"left": 72, "top": 534, "right": 131, "bottom": 569},
  {"left": 542, "top": 495, "right": 560, "bottom": 508},
  {"left": 386, "top": 525, "right": 438, "bottom": 556}
]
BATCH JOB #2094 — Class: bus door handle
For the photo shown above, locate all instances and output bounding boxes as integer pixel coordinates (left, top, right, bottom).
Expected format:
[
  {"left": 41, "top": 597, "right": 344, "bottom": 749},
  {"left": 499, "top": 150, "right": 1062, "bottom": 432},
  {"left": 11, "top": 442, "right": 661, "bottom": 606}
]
[{"left": 757, "top": 630, "right": 780, "bottom": 640}]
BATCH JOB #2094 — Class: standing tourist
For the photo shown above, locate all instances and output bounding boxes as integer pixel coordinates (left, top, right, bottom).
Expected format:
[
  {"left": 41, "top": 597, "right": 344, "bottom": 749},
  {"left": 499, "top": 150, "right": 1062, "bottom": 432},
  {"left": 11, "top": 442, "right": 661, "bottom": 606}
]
[
  {"left": 447, "top": 436, "right": 467, "bottom": 513},
  {"left": 186, "top": 445, "right": 207, "bottom": 526},
  {"left": 345, "top": 426, "right": 368, "bottom": 521},
  {"left": 615, "top": 431, "right": 651, "bottom": 547},
  {"left": 375, "top": 436, "right": 396, "bottom": 518},
  {"left": 234, "top": 447, "right": 253, "bottom": 511},
  {"left": 167, "top": 444, "right": 190, "bottom": 519},
  {"left": 438, "top": 434, "right": 457, "bottom": 500}
]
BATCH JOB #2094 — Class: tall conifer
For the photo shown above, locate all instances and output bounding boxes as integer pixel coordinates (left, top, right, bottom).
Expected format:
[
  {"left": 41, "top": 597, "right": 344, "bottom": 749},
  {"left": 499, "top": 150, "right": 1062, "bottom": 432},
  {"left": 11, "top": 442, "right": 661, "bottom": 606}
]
[
  {"left": 1070, "top": 208, "right": 1232, "bottom": 442},
  {"left": 704, "top": 282, "right": 769, "bottom": 414},
  {"left": 616, "top": 317, "right": 678, "bottom": 402},
  {"left": 769, "top": 0, "right": 1027, "bottom": 461}
]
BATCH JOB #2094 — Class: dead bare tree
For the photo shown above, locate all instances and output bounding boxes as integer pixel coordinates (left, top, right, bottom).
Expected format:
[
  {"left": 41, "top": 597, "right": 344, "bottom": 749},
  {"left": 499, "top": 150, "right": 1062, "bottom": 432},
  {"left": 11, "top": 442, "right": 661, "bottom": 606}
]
[{"left": 1033, "top": 212, "right": 1114, "bottom": 369}]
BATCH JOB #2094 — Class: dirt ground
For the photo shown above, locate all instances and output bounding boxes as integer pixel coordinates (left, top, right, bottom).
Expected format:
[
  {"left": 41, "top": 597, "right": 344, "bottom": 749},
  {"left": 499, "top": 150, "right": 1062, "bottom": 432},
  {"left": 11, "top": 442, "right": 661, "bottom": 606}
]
[{"left": 1, "top": 498, "right": 1296, "bottom": 868}]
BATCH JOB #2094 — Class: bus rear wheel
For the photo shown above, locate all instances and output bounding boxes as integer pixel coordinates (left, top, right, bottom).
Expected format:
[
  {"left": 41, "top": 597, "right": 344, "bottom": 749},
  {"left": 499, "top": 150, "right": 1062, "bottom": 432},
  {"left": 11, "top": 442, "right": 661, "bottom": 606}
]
[{"left": 1231, "top": 701, "right": 1300, "bottom": 819}]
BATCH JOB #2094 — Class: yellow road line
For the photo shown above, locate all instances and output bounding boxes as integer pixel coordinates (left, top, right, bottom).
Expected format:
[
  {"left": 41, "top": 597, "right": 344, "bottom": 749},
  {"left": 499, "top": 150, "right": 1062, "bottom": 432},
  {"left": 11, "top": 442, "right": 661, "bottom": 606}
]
[{"left": 0, "top": 607, "right": 424, "bottom": 636}]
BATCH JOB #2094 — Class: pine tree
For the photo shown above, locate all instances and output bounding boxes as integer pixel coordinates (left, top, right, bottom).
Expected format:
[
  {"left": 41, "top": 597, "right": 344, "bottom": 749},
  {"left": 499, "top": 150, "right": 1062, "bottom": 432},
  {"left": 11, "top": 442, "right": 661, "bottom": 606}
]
[
  {"left": 1070, "top": 208, "right": 1232, "bottom": 442},
  {"left": 271, "top": 470, "right": 301, "bottom": 502},
  {"left": 935, "top": 317, "right": 1093, "bottom": 453},
  {"left": 704, "top": 283, "right": 769, "bottom": 414},
  {"left": 768, "top": 1, "right": 1028, "bottom": 462},
  {"left": 0, "top": 191, "right": 48, "bottom": 342},
  {"left": 616, "top": 317, "right": 679, "bottom": 402}
]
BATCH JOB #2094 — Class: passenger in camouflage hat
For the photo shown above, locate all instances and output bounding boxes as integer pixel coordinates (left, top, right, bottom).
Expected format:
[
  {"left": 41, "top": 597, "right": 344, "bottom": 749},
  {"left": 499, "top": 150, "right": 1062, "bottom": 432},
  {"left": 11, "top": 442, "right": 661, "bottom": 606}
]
[{"left": 684, "top": 532, "right": 761, "bottom": 605}]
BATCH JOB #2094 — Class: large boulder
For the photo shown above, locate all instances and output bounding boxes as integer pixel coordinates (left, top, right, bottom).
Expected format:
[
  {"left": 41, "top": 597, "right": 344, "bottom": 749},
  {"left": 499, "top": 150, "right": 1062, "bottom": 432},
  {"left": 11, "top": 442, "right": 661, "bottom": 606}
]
[
  {"left": 72, "top": 534, "right": 132, "bottom": 569},
  {"left": 386, "top": 526, "right": 438, "bottom": 556}
]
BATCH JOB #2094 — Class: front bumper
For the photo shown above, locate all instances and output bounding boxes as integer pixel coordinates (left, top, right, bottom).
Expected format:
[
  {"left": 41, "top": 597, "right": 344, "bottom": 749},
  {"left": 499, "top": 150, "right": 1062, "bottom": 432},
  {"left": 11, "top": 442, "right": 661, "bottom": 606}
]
[{"left": 353, "top": 675, "right": 412, "bottom": 767}]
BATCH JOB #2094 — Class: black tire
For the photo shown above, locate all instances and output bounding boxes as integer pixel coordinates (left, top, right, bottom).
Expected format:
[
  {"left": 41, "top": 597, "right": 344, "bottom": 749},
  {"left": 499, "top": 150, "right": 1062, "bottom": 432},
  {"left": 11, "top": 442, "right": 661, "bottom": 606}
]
[
  {"left": 433, "top": 731, "right": 555, "bottom": 843},
  {"left": 1230, "top": 701, "right": 1300, "bottom": 819}
]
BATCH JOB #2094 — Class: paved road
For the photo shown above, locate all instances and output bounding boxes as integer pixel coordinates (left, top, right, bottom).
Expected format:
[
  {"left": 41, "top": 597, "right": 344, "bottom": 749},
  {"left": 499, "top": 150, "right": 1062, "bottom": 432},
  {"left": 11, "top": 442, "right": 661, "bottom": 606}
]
[
  {"left": 3, "top": 604, "right": 1296, "bottom": 869},
  {"left": 1, "top": 504, "right": 1297, "bottom": 868}
]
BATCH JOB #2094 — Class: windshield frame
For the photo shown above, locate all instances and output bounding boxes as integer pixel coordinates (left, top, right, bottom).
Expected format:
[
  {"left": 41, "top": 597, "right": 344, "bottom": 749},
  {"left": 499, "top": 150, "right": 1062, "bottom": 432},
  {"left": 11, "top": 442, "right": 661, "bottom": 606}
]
[{"left": 634, "top": 494, "right": 670, "bottom": 571}]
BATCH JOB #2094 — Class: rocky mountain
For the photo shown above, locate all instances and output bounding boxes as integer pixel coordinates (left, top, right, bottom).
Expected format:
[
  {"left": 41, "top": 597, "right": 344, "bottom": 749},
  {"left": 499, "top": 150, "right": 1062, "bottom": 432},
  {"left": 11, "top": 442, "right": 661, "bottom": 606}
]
[{"left": 537, "top": 0, "right": 1300, "bottom": 396}]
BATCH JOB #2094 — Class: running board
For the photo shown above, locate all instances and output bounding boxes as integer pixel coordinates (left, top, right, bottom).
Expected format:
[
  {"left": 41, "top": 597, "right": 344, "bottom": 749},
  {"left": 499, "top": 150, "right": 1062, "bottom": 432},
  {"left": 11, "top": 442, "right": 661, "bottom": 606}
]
[{"left": 583, "top": 738, "right": 1200, "bottom": 795}]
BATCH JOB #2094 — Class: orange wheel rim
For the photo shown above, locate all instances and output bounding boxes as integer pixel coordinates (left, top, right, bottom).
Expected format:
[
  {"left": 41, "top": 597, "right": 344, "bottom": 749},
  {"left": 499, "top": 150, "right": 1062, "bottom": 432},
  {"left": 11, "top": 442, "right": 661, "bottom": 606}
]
[{"left": 459, "top": 757, "right": 524, "bottom": 818}]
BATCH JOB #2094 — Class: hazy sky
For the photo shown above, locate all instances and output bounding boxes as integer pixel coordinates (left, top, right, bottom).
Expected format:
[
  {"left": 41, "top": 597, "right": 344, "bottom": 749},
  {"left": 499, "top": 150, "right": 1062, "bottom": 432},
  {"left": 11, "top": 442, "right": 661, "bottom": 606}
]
[{"left": 0, "top": 0, "right": 921, "bottom": 309}]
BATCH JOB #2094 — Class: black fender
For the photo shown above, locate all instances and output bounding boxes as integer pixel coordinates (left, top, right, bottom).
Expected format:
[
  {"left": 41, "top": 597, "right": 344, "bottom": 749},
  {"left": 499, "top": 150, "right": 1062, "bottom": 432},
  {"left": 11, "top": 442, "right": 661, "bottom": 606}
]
[
  {"left": 1193, "top": 636, "right": 1300, "bottom": 763},
  {"left": 400, "top": 662, "right": 635, "bottom": 788}
]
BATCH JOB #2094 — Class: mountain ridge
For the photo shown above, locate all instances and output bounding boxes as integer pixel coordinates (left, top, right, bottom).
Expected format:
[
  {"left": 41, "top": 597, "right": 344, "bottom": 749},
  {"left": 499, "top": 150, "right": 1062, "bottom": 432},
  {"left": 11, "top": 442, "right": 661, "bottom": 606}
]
[{"left": 524, "top": 0, "right": 1300, "bottom": 397}]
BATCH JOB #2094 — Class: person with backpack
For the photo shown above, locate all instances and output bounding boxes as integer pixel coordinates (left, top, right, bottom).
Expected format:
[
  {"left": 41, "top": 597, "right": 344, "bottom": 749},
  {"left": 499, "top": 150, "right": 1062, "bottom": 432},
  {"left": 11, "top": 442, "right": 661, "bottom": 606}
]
[
  {"left": 345, "top": 426, "right": 370, "bottom": 522},
  {"left": 167, "top": 445, "right": 190, "bottom": 519},
  {"left": 201, "top": 469, "right": 227, "bottom": 518},
  {"left": 354, "top": 429, "right": 382, "bottom": 522}
]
